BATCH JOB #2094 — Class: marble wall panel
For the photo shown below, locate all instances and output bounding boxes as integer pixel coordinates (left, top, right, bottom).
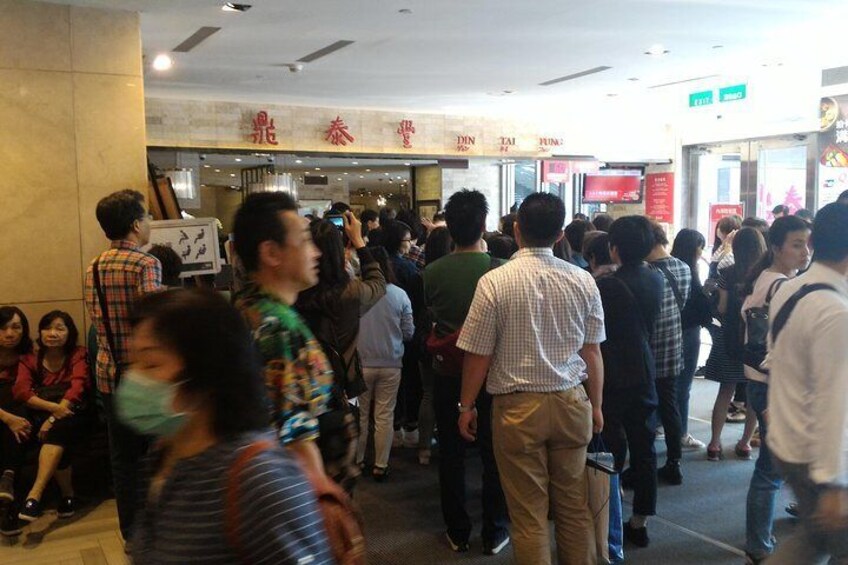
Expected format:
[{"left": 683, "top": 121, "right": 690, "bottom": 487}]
[
  {"left": 70, "top": 7, "right": 141, "bottom": 76},
  {"left": 0, "top": 1, "right": 71, "bottom": 72}
]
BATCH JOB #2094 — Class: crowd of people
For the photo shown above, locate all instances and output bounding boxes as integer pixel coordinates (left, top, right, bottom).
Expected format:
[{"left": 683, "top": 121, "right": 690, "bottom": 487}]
[{"left": 0, "top": 185, "right": 846, "bottom": 564}]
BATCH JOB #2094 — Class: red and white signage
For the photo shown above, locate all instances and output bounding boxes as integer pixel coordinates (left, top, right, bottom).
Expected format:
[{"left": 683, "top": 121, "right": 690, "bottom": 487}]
[
  {"left": 645, "top": 172, "right": 675, "bottom": 224},
  {"left": 542, "top": 160, "right": 600, "bottom": 183},
  {"left": 709, "top": 203, "right": 744, "bottom": 240},
  {"left": 582, "top": 174, "right": 642, "bottom": 203}
]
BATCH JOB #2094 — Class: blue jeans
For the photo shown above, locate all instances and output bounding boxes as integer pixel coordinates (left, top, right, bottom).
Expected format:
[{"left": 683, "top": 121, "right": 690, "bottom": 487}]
[
  {"left": 745, "top": 381, "right": 782, "bottom": 559},
  {"left": 677, "top": 326, "right": 701, "bottom": 437}
]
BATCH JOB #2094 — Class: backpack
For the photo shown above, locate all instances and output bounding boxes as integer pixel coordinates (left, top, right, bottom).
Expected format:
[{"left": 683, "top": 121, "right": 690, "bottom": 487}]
[
  {"left": 226, "top": 439, "right": 367, "bottom": 565},
  {"left": 742, "top": 278, "right": 786, "bottom": 373}
]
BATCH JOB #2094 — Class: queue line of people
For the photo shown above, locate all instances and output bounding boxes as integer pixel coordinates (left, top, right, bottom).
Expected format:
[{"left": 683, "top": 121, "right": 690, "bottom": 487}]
[{"left": 0, "top": 186, "right": 846, "bottom": 565}]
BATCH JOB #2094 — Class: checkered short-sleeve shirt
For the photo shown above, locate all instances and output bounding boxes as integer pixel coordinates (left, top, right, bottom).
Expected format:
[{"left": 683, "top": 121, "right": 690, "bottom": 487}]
[
  {"left": 648, "top": 256, "right": 692, "bottom": 379},
  {"left": 457, "top": 248, "right": 606, "bottom": 395}
]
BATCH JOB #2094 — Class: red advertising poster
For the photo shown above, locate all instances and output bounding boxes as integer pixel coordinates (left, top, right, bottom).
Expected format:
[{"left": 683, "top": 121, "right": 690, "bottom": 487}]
[
  {"left": 709, "top": 203, "right": 744, "bottom": 241},
  {"left": 582, "top": 174, "right": 642, "bottom": 203},
  {"left": 645, "top": 172, "right": 675, "bottom": 224}
]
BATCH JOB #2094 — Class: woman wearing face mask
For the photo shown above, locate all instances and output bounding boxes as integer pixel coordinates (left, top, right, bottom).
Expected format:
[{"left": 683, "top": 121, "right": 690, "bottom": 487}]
[
  {"left": 0, "top": 307, "right": 34, "bottom": 535},
  {"left": 741, "top": 216, "right": 811, "bottom": 564},
  {"left": 119, "top": 289, "right": 332, "bottom": 564},
  {"left": 14, "top": 311, "right": 89, "bottom": 522}
]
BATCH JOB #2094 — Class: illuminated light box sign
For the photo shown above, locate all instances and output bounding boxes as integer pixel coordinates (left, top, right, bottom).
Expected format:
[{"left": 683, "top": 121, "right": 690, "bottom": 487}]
[
  {"left": 148, "top": 218, "right": 221, "bottom": 277},
  {"left": 582, "top": 174, "right": 643, "bottom": 204}
]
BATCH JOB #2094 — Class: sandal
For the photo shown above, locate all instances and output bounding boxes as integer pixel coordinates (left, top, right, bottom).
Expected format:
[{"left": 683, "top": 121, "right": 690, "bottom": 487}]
[
  {"left": 707, "top": 444, "right": 723, "bottom": 462},
  {"left": 735, "top": 441, "right": 753, "bottom": 460},
  {"left": 372, "top": 466, "right": 390, "bottom": 482}
]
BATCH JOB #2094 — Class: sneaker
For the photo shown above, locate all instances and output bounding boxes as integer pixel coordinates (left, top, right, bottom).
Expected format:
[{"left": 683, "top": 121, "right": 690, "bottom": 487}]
[
  {"left": 655, "top": 427, "right": 665, "bottom": 441},
  {"left": 726, "top": 405, "right": 747, "bottom": 423},
  {"left": 681, "top": 434, "right": 706, "bottom": 450},
  {"left": 0, "top": 510, "right": 22, "bottom": 537},
  {"left": 58, "top": 497, "right": 76, "bottom": 518},
  {"left": 623, "top": 522, "right": 649, "bottom": 548},
  {"left": 785, "top": 502, "right": 799, "bottom": 517},
  {"left": 418, "top": 449, "right": 431, "bottom": 466},
  {"left": 657, "top": 461, "right": 683, "bottom": 486},
  {"left": 372, "top": 467, "right": 389, "bottom": 483},
  {"left": 483, "top": 533, "right": 510, "bottom": 555},
  {"left": 446, "top": 532, "right": 469, "bottom": 553},
  {"left": 402, "top": 428, "right": 419, "bottom": 448},
  {"left": 0, "top": 472, "right": 13, "bottom": 502},
  {"left": 18, "top": 498, "right": 42, "bottom": 522}
]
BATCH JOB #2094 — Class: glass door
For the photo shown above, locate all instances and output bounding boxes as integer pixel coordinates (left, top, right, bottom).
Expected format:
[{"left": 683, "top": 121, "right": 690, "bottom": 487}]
[
  {"left": 753, "top": 140, "right": 809, "bottom": 220},
  {"left": 686, "top": 143, "right": 745, "bottom": 246}
]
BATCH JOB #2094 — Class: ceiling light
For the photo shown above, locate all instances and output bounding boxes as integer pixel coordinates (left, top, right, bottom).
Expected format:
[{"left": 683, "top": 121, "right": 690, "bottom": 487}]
[
  {"left": 152, "top": 54, "right": 173, "bottom": 71},
  {"left": 305, "top": 171, "right": 310, "bottom": 175},
  {"left": 203, "top": 164, "right": 211, "bottom": 168},
  {"left": 352, "top": 161, "right": 359, "bottom": 165},
  {"left": 229, "top": 173, "right": 236, "bottom": 177},
  {"left": 359, "top": 175, "right": 364, "bottom": 179},
  {"left": 404, "top": 162, "right": 411, "bottom": 166},
  {"left": 337, "top": 177, "right": 342, "bottom": 181},
  {"left": 234, "top": 158, "right": 242, "bottom": 162},
  {"left": 214, "top": 169, "right": 221, "bottom": 173},
  {"left": 222, "top": 3, "right": 252, "bottom": 12},
  {"left": 295, "top": 159, "right": 303, "bottom": 164},
  {"left": 343, "top": 172, "right": 349, "bottom": 175},
  {"left": 645, "top": 44, "right": 669, "bottom": 56},
  {"left": 315, "top": 167, "right": 321, "bottom": 171},
  {"left": 384, "top": 172, "right": 390, "bottom": 176},
  {"left": 397, "top": 176, "right": 403, "bottom": 179},
  {"left": 365, "top": 169, "right": 371, "bottom": 172}
]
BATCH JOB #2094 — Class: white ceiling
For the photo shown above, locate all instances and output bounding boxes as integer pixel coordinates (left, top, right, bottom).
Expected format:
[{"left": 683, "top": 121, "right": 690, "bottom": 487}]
[{"left": 53, "top": 0, "right": 848, "bottom": 115}]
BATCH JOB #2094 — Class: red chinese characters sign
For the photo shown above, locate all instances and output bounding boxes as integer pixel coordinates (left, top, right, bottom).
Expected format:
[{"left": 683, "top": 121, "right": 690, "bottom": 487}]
[
  {"left": 251, "top": 111, "right": 278, "bottom": 145},
  {"left": 325, "top": 116, "right": 355, "bottom": 146},
  {"left": 397, "top": 119, "right": 415, "bottom": 149},
  {"left": 645, "top": 172, "right": 675, "bottom": 224},
  {"left": 709, "top": 203, "right": 744, "bottom": 242}
]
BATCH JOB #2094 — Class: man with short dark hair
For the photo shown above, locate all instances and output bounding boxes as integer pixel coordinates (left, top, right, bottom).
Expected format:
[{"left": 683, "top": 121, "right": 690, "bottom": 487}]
[
  {"left": 458, "top": 193, "right": 605, "bottom": 564},
  {"left": 424, "top": 189, "right": 509, "bottom": 555},
  {"left": 360, "top": 209, "right": 380, "bottom": 237},
  {"left": 772, "top": 204, "right": 790, "bottom": 220},
  {"left": 233, "top": 193, "right": 335, "bottom": 482},
  {"left": 767, "top": 203, "right": 848, "bottom": 564},
  {"left": 84, "top": 189, "right": 161, "bottom": 542},
  {"left": 646, "top": 221, "right": 692, "bottom": 484}
]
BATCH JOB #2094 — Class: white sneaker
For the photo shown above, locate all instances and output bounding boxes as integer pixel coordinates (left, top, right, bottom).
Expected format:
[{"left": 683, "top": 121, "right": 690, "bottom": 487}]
[
  {"left": 681, "top": 434, "right": 706, "bottom": 450},
  {"left": 656, "top": 427, "right": 665, "bottom": 441},
  {"left": 418, "top": 449, "right": 431, "bottom": 466},
  {"left": 403, "top": 428, "right": 419, "bottom": 448}
]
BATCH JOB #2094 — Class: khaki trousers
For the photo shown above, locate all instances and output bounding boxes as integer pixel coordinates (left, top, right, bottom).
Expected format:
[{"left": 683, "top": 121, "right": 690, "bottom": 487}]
[{"left": 493, "top": 387, "right": 596, "bottom": 565}]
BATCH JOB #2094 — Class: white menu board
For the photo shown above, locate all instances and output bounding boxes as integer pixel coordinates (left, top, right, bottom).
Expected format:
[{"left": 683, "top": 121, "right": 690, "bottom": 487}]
[{"left": 148, "top": 218, "right": 221, "bottom": 277}]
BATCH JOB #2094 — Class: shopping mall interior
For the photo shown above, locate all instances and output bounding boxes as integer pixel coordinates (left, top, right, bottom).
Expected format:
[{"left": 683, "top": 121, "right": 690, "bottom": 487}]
[{"left": 3, "top": 0, "right": 848, "bottom": 563}]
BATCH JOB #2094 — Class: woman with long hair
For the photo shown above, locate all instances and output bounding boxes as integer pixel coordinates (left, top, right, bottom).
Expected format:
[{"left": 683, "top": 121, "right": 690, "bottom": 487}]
[
  {"left": 119, "top": 289, "right": 332, "bottom": 563},
  {"left": 709, "top": 215, "right": 743, "bottom": 278},
  {"left": 671, "top": 229, "right": 712, "bottom": 450},
  {"left": 0, "top": 307, "right": 34, "bottom": 535},
  {"left": 14, "top": 311, "right": 89, "bottom": 522},
  {"left": 741, "top": 216, "right": 811, "bottom": 563},
  {"left": 704, "top": 228, "right": 766, "bottom": 461}
]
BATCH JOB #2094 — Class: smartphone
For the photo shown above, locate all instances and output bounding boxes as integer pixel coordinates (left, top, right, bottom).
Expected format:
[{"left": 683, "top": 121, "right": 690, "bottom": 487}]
[{"left": 326, "top": 214, "right": 345, "bottom": 231}]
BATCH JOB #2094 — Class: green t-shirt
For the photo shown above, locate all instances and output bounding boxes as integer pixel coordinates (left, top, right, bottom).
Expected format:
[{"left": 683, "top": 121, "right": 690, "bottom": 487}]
[{"left": 423, "top": 252, "right": 501, "bottom": 335}]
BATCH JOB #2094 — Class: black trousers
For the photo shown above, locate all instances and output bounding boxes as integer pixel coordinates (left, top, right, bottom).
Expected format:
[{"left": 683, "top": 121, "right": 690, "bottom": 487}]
[
  {"left": 654, "top": 376, "right": 683, "bottom": 462},
  {"left": 394, "top": 347, "right": 421, "bottom": 430},
  {"left": 0, "top": 382, "right": 25, "bottom": 474},
  {"left": 433, "top": 373, "right": 509, "bottom": 544},
  {"left": 603, "top": 384, "right": 658, "bottom": 517},
  {"left": 101, "top": 393, "right": 150, "bottom": 541}
]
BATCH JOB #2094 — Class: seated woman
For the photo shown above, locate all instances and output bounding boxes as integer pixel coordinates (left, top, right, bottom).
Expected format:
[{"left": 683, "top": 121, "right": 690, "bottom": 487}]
[
  {"left": 0, "top": 307, "right": 34, "bottom": 534},
  {"left": 14, "top": 311, "right": 89, "bottom": 522},
  {"left": 120, "top": 289, "right": 332, "bottom": 564}
]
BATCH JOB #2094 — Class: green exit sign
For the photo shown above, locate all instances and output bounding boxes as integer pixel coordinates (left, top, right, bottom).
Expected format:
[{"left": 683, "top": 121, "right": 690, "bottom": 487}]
[
  {"left": 719, "top": 84, "right": 747, "bottom": 102},
  {"left": 689, "top": 90, "right": 714, "bottom": 108}
]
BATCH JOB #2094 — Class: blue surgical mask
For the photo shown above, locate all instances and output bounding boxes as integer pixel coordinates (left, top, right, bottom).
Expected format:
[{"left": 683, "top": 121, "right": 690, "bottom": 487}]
[{"left": 116, "top": 369, "right": 188, "bottom": 437}]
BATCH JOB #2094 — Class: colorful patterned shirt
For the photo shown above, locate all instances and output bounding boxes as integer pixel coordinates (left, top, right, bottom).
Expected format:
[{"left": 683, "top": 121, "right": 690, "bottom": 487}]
[
  {"left": 235, "top": 282, "right": 334, "bottom": 446},
  {"left": 84, "top": 241, "right": 162, "bottom": 394}
]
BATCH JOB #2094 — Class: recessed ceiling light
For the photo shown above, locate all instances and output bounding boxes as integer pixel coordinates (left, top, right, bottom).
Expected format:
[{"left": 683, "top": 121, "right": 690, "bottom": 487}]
[
  {"left": 305, "top": 171, "right": 310, "bottom": 175},
  {"left": 152, "top": 54, "right": 173, "bottom": 71},
  {"left": 352, "top": 161, "right": 359, "bottom": 165},
  {"left": 315, "top": 167, "right": 321, "bottom": 171},
  {"left": 397, "top": 176, "right": 403, "bottom": 179},
  {"left": 404, "top": 162, "right": 411, "bottom": 166},
  {"left": 365, "top": 169, "right": 371, "bottom": 172},
  {"left": 645, "top": 44, "right": 669, "bottom": 56},
  {"left": 343, "top": 172, "right": 349, "bottom": 175},
  {"left": 214, "top": 169, "right": 221, "bottom": 173},
  {"left": 234, "top": 158, "right": 242, "bottom": 162},
  {"left": 337, "top": 177, "right": 342, "bottom": 181},
  {"left": 229, "top": 173, "right": 236, "bottom": 177},
  {"left": 295, "top": 159, "right": 303, "bottom": 164},
  {"left": 222, "top": 3, "right": 252, "bottom": 12},
  {"left": 384, "top": 172, "right": 390, "bottom": 176},
  {"left": 203, "top": 164, "right": 211, "bottom": 168},
  {"left": 359, "top": 175, "right": 365, "bottom": 179}
]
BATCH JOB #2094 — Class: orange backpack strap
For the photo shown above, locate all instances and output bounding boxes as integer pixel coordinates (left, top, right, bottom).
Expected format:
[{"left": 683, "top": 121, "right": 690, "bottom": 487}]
[{"left": 225, "top": 439, "right": 278, "bottom": 560}]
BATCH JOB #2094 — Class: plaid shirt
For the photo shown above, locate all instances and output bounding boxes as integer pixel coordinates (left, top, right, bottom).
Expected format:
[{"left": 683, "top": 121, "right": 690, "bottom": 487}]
[
  {"left": 405, "top": 245, "right": 426, "bottom": 270},
  {"left": 457, "top": 248, "right": 606, "bottom": 395},
  {"left": 648, "top": 256, "right": 692, "bottom": 379},
  {"left": 84, "top": 241, "right": 162, "bottom": 394}
]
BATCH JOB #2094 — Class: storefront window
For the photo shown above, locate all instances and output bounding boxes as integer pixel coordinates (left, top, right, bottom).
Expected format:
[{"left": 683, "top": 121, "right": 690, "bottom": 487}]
[
  {"left": 514, "top": 161, "right": 537, "bottom": 207},
  {"left": 756, "top": 145, "right": 807, "bottom": 220},
  {"left": 695, "top": 152, "right": 742, "bottom": 240}
]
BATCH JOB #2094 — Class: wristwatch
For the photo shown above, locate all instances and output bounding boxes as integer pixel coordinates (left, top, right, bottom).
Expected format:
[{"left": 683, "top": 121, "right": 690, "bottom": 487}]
[
  {"left": 457, "top": 402, "right": 476, "bottom": 413},
  {"left": 47, "top": 416, "right": 56, "bottom": 424}
]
